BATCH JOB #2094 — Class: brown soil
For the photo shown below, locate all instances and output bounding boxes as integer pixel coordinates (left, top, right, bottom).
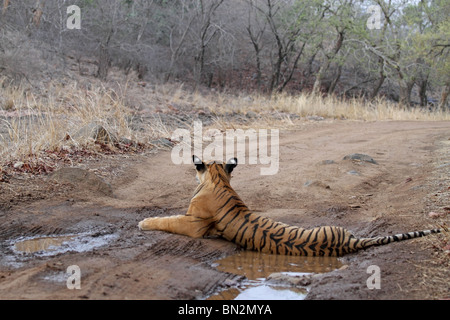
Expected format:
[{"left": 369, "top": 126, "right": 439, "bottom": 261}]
[{"left": 0, "top": 120, "right": 449, "bottom": 300}]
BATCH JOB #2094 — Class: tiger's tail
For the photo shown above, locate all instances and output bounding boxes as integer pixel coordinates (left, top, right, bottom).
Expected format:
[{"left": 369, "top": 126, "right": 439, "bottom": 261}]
[{"left": 350, "top": 227, "right": 445, "bottom": 252}]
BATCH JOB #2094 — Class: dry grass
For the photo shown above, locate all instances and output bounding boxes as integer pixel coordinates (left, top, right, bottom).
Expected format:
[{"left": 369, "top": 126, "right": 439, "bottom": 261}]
[
  {"left": 1, "top": 77, "right": 449, "bottom": 168},
  {"left": 208, "top": 91, "right": 450, "bottom": 121},
  {"left": 413, "top": 136, "right": 450, "bottom": 299},
  {"left": 414, "top": 228, "right": 450, "bottom": 299},
  {"left": 0, "top": 78, "right": 146, "bottom": 164}
]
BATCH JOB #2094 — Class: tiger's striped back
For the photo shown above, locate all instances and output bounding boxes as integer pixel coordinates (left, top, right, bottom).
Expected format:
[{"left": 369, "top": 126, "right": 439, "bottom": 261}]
[{"left": 194, "top": 157, "right": 443, "bottom": 257}]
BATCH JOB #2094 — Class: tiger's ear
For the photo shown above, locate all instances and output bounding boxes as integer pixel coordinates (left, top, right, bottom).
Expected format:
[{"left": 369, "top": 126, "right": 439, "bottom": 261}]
[
  {"left": 193, "top": 155, "right": 206, "bottom": 172},
  {"left": 225, "top": 157, "right": 238, "bottom": 174}
]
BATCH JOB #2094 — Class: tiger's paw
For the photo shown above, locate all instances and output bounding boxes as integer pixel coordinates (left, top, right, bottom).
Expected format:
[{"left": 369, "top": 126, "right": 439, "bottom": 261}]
[{"left": 138, "top": 218, "right": 155, "bottom": 231}]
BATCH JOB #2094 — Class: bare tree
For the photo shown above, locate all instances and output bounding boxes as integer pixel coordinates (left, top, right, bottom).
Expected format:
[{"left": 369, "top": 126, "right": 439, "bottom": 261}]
[
  {"left": 245, "top": 0, "right": 268, "bottom": 89},
  {"left": 192, "top": 0, "right": 224, "bottom": 86},
  {"left": 32, "top": 0, "right": 45, "bottom": 27},
  {"left": 2, "top": 0, "right": 9, "bottom": 15},
  {"left": 250, "top": 0, "right": 326, "bottom": 93},
  {"left": 312, "top": 0, "right": 355, "bottom": 94},
  {"left": 165, "top": 1, "right": 196, "bottom": 82}
]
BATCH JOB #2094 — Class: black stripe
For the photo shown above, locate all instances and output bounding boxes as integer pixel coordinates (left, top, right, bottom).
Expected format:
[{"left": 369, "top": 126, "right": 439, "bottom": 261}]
[
  {"left": 308, "top": 242, "right": 317, "bottom": 252},
  {"left": 232, "top": 217, "right": 250, "bottom": 243},
  {"left": 284, "top": 228, "right": 299, "bottom": 250},
  {"left": 215, "top": 205, "right": 245, "bottom": 233},
  {"left": 329, "top": 227, "right": 336, "bottom": 246},
  {"left": 260, "top": 218, "right": 271, "bottom": 228},
  {"left": 215, "top": 187, "right": 230, "bottom": 201},
  {"left": 311, "top": 227, "right": 321, "bottom": 243},
  {"left": 216, "top": 202, "right": 247, "bottom": 225},
  {"left": 215, "top": 196, "right": 238, "bottom": 215},
  {"left": 303, "top": 229, "right": 315, "bottom": 245},
  {"left": 294, "top": 243, "right": 307, "bottom": 256},
  {"left": 345, "top": 233, "right": 354, "bottom": 247},
  {"left": 237, "top": 226, "right": 248, "bottom": 244},
  {"left": 249, "top": 224, "right": 259, "bottom": 249},
  {"left": 336, "top": 228, "right": 343, "bottom": 248},
  {"left": 260, "top": 229, "right": 268, "bottom": 250}
]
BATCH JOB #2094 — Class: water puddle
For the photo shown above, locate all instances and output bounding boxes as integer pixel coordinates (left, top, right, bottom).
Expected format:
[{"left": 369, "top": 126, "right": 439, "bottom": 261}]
[
  {"left": 209, "top": 251, "right": 343, "bottom": 300},
  {"left": 14, "top": 235, "right": 76, "bottom": 253},
  {"left": 11, "top": 232, "right": 118, "bottom": 257},
  {"left": 2, "top": 231, "right": 118, "bottom": 268}
]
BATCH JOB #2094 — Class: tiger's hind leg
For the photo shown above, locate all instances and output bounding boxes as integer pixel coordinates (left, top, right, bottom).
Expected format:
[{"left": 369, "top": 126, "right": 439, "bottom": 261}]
[{"left": 138, "top": 215, "right": 214, "bottom": 238}]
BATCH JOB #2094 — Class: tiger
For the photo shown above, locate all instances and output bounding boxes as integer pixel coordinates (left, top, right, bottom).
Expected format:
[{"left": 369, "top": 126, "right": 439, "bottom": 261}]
[{"left": 138, "top": 155, "right": 444, "bottom": 257}]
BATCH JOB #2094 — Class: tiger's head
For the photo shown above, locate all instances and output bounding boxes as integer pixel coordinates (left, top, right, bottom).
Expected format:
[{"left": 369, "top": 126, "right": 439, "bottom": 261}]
[{"left": 192, "top": 155, "right": 237, "bottom": 184}]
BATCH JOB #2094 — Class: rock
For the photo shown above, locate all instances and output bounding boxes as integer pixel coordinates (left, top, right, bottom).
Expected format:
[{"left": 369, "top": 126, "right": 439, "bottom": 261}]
[
  {"left": 304, "top": 180, "right": 331, "bottom": 189},
  {"left": 72, "top": 122, "right": 118, "bottom": 144},
  {"left": 49, "top": 167, "right": 113, "bottom": 197},
  {"left": 343, "top": 153, "right": 378, "bottom": 164},
  {"left": 266, "top": 272, "right": 314, "bottom": 287},
  {"left": 321, "top": 160, "right": 336, "bottom": 165},
  {"left": 307, "top": 115, "right": 324, "bottom": 121},
  {"left": 223, "top": 279, "right": 239, "bottom": 287},
  {"left": 119, "top": 137, "right": 139, "bottom": 148},
  {"left": 151, "top": 138, "right": 173, "bottom": 148},
  {"left": 14, "top": 161, "right": 24, "bottom": 169},
  {"left": 245, "top": 111, "right": 258, "bottom": 119},
  {"left": 428, "top": 211, "right": 445, "bottom": 218}
]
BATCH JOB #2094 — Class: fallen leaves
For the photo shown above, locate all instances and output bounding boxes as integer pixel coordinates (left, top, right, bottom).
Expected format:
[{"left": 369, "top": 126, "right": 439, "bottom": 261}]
[{"left": 1, "top": 142, "right": 147, "bottom": 179}]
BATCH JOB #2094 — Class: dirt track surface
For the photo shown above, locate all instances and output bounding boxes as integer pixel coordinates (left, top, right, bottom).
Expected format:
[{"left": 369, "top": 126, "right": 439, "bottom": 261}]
[{"left": 0, "top": 120, "right": 449, "bottom": 300}]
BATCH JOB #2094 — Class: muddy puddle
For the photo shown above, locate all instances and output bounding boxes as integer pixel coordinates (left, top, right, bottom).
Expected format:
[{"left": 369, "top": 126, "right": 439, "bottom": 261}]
[
  {"left": 209, "top": 251, "right": 343, "bottom": 300},
  {"left": 2, "top": 231, "right": 118, "bottom": 268},
  {"left": 11, "top": 232, "right": 118, "bottom": 257},
  {"left": 14, "top": 235, "right": 76, "bottom": 253}
]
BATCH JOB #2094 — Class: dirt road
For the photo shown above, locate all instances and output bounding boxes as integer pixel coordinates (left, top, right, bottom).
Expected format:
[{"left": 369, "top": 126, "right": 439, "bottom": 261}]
[{"left": 0, "top": 120, "right": 449, "bottom": 299}]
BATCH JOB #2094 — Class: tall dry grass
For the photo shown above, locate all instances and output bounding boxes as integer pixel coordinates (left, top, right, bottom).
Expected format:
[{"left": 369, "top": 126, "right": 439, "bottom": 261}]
[
  {"left": 0, "top": 78, "right": 449, "bottom": 167},
  {"left": 0, "top": 78, "right": 145, "bottom": 164},
  {"left": 209, "top": 91, "right": 450, "bottom": 121}
]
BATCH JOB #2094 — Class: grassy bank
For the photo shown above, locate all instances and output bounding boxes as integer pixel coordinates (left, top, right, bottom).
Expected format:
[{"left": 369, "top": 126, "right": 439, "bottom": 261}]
[{"left": 1, "top": 76, "right": 449, "bottom": 170}]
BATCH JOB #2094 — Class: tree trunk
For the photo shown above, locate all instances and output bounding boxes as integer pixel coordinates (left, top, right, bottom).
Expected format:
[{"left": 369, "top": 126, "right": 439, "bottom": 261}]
[
  {"left": 32, "top": 0, "right": 45, "bottom": 27},
  {"left": 369, "top": 59, "right": 385, "bottom": 100},
  {"left": 313, "top": 30, "right": 344, "bottom": 95},
  {"left": 328, "top": 64, "right": 342, "bottom": 95},
  {"left": 418, "top": 78, "right": 428, "bottom": 107},
  {"left": 312, "top": 61, "right": 329, "bottom": 94},
  {"left": 194, "top": 46, "right": 205, "bottom": 86},
  {"left": 97, "top": 45, "right": 110, "bottom": 80},
  {"left": 165, "top": 16, "right": 195, "bottom": 83},
  {"left": 438, "top": 83, "right": 449, "bottom": 111},
  {"left": 255, "top": 52, "right": 262, "bottom": 89},
  {"left": 277, "top": 41, "right": 306, "bottom": 93},
  {"left": 398, "top": 80, "right": 415, "bottom": 107},
  {"left": 97, "top": 32, "right": 112, "bottom": 81},
  {"left": 248, "top": 33, "right": 263, "bottom": 89},
  {"left": 370, "top": 74, "right": 385, "bottom": 100},
  {"left": 2, "top": 0, "right": 9, "bottom": 15},
  {"left": 269, "top": 53, "right": 282, "bottom": 93},
  {"left": 396, "top": 66, "right": 415, "bottom": 107}
]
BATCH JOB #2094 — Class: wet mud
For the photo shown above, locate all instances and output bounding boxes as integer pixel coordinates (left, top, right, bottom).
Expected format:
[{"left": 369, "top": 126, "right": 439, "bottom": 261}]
[{"left": 209, "top": 251, "right": 343, "bottom": 300}]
